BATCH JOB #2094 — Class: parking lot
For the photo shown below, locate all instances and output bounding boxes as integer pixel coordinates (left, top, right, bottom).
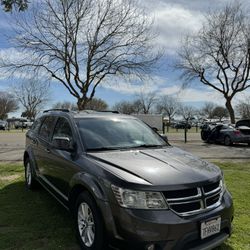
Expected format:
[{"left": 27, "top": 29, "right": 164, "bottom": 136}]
[{"left": 1, "top": 131, "right": 250, "bottom": 162}]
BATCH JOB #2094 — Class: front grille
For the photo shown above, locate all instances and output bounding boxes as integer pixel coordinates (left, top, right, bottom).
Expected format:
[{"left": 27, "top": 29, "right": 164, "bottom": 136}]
[{"left": 163, "top": 180, "right": 222, "bottom": 216}]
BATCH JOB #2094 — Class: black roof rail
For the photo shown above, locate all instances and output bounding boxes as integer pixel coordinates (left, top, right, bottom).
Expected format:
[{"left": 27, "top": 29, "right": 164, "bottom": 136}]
[
  {"left": 77, "top": 110, "right": 119, "bottom": 114},
  {"left": 96, "top": 110, "right": 119, "bottom": 114},
  {"left": 43, "top": 109, "right": 70, "bottom": 113}
]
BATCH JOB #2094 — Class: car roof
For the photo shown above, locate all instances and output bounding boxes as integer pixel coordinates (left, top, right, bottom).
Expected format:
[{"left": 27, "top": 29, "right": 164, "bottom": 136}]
[{"left": 41, "top": 109, "right": 134, "bottom": 120}]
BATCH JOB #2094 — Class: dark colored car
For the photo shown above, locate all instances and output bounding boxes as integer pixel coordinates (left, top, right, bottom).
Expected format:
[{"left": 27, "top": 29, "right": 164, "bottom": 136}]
[
  {"left": 0, "top": 120, "right": 8, "bottom": 130},
  {"left": 24, "top": 110, "right": 233, "bottom": 250},
  {"left": 174, "top": 121, "right": 191, "bottom": 129},
  {"left": 201, "top": 123, "right": 250, "bottom": 146}
]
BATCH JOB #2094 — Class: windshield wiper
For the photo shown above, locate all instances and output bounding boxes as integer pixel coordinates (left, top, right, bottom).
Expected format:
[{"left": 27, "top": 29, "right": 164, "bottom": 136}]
[{"left": 128, "top": 144, "right": 164, "bottom": 149}]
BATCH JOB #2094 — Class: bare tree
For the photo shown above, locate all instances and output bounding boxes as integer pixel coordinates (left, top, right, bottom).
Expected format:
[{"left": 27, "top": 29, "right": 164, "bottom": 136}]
[
  {"left": 136, "top": 91, "right": 157, "bottom": 114},
  {"left": 113, "top": 100, "right": 136, "bottom": 114},
  {"left": 1, "top": 0, "right": 28, "bottom": 12},
  {"left": 12, "top": 80, "right": 50, "bottom": 119},
  {"left": 53, "top": 98, "right": 108, "bottom": 111},
  {"left": 177, "top": 3, "right": 250, "bottom": 124},
  {"left": 85, "top": 98, "right": 108, "bottom": 111},
  {"left": 0, "top": 91, "right": 19, "bottom": 119},
  {"left": 200, "top": 102, "right": 216, "bottom": 119},
  {"left": 236, "top": 98, "right": 250, "bottom": 118},
  {"left": 156, "top": 95, "right": 180, "bottom": 124},
  {"left": 1, "top": 0, "right": 160, "bottom": 110},
  {"left": 53, "top": 101, "right": 78, "bottom": 111},
  {"left": 211, "top": 106, "right": 229, "bottom": 122},
  {"left": 178, "top": 105, "right": 196, "bottom": 122}
]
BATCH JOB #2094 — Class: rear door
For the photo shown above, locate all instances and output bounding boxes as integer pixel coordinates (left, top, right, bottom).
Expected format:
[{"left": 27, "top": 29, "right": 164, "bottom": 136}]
[{"left": 35, "top": 116, "right": 57, "bottom": 178}]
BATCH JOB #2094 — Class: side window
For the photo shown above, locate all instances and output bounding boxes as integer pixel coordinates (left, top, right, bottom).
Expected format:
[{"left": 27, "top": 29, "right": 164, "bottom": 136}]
[
  {"left": 52, "top": 118, "right": 73, "bottom": 141},
  {"left": 31, "top": 118, "right": 43, "bottom": 134},
  {"left": 39, "top": 116, "right": 56, "bottom": 141}
]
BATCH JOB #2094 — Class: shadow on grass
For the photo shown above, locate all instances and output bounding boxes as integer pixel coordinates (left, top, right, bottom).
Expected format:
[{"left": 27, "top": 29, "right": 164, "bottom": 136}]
[
  {"left": 0, "top": 181, "right": 234, "bottom": 250},
  {"left": 0, "top": 181, "right": 79, "bottom": 250}
]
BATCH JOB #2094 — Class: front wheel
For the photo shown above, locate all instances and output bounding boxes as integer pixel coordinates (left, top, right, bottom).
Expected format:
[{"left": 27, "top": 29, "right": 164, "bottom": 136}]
[{"left": 75, "top": 192, "right": 106, "bottom": 250}]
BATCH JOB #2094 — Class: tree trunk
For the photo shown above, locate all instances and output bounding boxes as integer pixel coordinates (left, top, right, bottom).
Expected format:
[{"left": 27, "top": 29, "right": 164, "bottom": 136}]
[
  {"left": 77, "top": 98, "right": 88, "bottom": 111},
  {"left": 225, "top": 98, "right": 235, "bottom": 124}
]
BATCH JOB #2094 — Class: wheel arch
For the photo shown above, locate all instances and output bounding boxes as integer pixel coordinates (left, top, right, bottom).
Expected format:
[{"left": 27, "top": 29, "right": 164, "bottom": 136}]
[{"left": 68, "top": 173, "right": 107, "bottom": 212}]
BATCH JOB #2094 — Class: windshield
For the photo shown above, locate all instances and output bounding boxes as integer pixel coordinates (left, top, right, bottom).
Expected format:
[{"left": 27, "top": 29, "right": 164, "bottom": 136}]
[{"left": 76, "top": 117, "right": 168, "bottom": 151}]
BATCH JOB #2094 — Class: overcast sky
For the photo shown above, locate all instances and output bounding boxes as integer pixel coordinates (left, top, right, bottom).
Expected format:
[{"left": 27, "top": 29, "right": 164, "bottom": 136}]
[{"left": 0, "top": 0, "right": 250, "bottom": 115}]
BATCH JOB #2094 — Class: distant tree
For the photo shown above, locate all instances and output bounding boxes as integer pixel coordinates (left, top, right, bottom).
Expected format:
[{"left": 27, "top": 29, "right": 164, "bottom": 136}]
[
  {"left": 212, "top": 106, "right": 229, "bottom": 121},
  {"left": 113, "top": 101, "right": 136, "bottom": 115},
  {"left": 136, "top": 91, "right": 157, "bottom": 114},
  {"left": 156, "top": 95, "right": 180, "bottom": 124},
  {"left": 85, "top": 98, "right": 108, "bottom": 111},
  {"left": 0, "top": 91, "right": 19, "bottom": 119},
  {"left": 1, "top": 0, "right": 28, "bottom": 12},
  {"left": 177, "top": 3, "right": 250, "bottom": 124},
  {"left": 200, "top": 102, "right": 216, "bottom": 119},
  {"left": 1, "top": 0, "right": 160, "bottom": 110},
  {"left": 236, "top": 98, "right": 250, "bottom": 119},
  {"left": 12, "top": 80, "right": 50, "bottom": 119},
  {"left": 178, "top": 105, "right": 197, "bottom": 122},
  {"left": 53, "top": 98, "right": 108, "bottom": 111},
  {"left": 52, "top": 101, "right": 78, "bottom": 111}
]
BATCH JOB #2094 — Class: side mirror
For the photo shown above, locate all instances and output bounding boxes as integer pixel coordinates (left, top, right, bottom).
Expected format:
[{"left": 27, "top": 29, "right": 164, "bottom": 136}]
[{"left": 52, "top": 137, "right": 74, "bottom": 152}]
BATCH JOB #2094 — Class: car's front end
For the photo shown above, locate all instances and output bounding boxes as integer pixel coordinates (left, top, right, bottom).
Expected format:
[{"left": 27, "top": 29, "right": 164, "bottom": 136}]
[{"left": 87, "top": 147, "right": 234, "bottom": 250}]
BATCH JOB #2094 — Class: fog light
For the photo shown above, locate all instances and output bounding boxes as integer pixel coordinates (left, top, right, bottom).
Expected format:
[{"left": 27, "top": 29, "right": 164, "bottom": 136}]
[{"left": 146, "top": 244, "right": 155, "bottom": 250}]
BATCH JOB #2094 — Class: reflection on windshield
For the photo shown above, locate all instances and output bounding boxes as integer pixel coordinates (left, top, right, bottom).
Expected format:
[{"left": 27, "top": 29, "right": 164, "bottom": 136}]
[{"left": 76, "top": 117, "right": 168, "bottom": 151}]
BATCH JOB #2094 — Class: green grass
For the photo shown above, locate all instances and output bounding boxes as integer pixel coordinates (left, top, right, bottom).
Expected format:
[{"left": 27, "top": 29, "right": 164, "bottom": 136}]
[
  {"left": 0, "top": 162, "right": 250, "bottom": 249},
  {"left": 164, "top": 127, "right": 201, "bottom": 133}
]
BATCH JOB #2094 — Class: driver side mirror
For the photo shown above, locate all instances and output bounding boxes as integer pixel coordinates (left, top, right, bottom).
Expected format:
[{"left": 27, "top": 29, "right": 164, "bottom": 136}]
[{"left": 52, "top": 136, "right": 75, "bottom": 152}]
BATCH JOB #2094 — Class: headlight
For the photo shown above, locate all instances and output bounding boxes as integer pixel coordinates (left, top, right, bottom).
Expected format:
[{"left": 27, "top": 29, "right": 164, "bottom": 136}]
[{"left": 111, "top": 185, "right": 168, "bottom": 209}]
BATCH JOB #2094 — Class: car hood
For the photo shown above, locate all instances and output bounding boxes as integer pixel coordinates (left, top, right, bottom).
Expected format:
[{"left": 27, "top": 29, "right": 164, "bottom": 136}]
[{"left": 87, "top": 146, "right": 221, "bottom": 186}]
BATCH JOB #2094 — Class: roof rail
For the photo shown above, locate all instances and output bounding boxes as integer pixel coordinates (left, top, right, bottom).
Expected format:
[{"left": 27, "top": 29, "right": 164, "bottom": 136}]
[
  {"left": 77, "top": 110, "right": 119, "bottom": 114},
  {"left": 43, "top": 109, "right": 70, "bottom": 113},
  {"left": 96, "top": 110, "right": 119, "bottom": 114}
]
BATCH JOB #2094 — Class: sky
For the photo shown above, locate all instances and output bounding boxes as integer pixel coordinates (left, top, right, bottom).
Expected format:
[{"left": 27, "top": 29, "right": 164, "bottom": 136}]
[{"left": 0, "top": 0, "right": 250, "bottom": 116}]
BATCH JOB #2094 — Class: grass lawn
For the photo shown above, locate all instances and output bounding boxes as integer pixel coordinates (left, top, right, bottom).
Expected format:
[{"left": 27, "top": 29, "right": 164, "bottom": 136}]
[{"left": 0, "top": 162, "right": 249, "bottom": 250}]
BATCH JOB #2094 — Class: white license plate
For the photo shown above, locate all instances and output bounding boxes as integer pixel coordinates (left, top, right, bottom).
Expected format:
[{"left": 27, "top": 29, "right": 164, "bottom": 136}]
[{"left": 201, "top": 217, "right": 221, "bottom": 239}]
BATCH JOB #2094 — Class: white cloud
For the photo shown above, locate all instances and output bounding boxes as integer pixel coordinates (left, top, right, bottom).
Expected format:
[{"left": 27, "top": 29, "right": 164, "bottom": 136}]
[{"left": 150, "top": 3, "right": 203, "bottom": 54}]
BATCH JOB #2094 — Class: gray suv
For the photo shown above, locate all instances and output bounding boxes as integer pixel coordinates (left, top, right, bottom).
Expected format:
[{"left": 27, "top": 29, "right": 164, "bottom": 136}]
[{"left": 24, "top": 109, "right": 233, "bottom": 250}]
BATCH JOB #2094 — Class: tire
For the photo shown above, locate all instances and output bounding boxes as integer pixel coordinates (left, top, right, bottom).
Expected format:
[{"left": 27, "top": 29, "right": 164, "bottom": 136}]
[
  {"left": 24, "top": 158, "right": 38, "bottom": 189},
  {"left": 75, "top": 192, "right": 106, "bottom": 250},
  {"left": 224, "top": 136, "right": 232, "bottom": 146}
]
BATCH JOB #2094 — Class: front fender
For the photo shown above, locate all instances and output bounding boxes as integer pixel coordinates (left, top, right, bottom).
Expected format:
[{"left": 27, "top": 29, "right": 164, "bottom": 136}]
[{"left": 69, "top": 172, "right": 108, "bottom": 202}]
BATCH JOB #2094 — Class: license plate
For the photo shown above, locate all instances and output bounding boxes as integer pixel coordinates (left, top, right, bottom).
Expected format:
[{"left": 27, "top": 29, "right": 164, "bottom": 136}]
[{"left": 201, "top": 217, "right": 221, "bottom": 239}]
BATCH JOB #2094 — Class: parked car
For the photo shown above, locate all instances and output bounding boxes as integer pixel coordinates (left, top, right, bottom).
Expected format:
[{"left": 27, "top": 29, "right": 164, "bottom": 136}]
[
  {"left": 15, "top": 119, "right": 33, "bottom": 129},
  {"left": 201, "top": 123, "right": 250, "bottom": 146},
  {"left": 0, "top": 120, "right": 8, "bottom": 130},
  {"left": 24, "top": 109, "right": 233, "bottom": 250},
  {"left": 174, "top": 121, "right": 191, "bottom": 129}
]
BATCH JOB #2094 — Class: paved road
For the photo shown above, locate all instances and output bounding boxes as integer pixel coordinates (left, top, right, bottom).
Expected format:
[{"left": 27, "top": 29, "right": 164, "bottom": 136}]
[
  {"left": 0, "top": 132, "right": 250, "bottom": 162},
  {"left": 0, "top": 133, "right": 25, "bottom": 162}
]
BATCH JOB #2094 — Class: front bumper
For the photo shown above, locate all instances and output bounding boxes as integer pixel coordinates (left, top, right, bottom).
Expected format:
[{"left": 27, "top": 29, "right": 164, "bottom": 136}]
[{"left": 99, "top": 190, "right": 233, "bottom": 250}]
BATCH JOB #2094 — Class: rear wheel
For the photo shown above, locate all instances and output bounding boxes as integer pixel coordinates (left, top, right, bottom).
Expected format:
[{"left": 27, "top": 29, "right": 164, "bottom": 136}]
[
  {"left": 24, "top": 158, "right": 38, "bottom": 189},
  {"left": 224, "top": 136, "right": 232, "bottom": 146},
  {"left": 75, "top": 192, "right": 106, "bottom": 250}
]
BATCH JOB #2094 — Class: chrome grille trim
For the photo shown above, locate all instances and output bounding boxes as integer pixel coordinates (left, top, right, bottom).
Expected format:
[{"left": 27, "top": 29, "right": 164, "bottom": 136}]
[{"left": 164, "top": 181, "right": 223, "bottom": 216}]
